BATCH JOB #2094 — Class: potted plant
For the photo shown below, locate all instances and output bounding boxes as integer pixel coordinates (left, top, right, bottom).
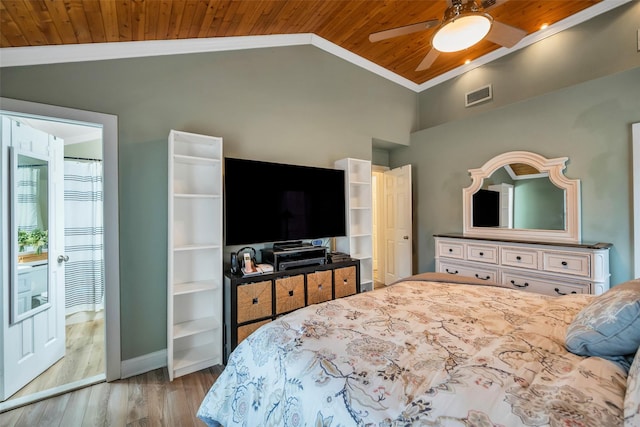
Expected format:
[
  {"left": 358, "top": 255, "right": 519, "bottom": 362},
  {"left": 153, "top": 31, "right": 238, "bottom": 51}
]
[{"left": 17, "top": 228, "right": 48, "bottom": 254}]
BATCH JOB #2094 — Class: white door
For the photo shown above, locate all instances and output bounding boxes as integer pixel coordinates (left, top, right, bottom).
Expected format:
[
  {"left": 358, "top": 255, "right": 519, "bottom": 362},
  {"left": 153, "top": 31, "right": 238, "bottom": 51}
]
[
  {"left": 1, "top": 119, "right": 65, "bottom": 400},
  {"left": 384, "top": 165, "right": 412, "bottom": 285}
]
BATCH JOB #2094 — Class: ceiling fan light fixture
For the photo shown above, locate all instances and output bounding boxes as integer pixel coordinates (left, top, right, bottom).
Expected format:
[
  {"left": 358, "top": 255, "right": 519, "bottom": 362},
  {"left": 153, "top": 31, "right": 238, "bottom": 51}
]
[{"left": 432, "top": 14, "right": 492, "bottom": 52}]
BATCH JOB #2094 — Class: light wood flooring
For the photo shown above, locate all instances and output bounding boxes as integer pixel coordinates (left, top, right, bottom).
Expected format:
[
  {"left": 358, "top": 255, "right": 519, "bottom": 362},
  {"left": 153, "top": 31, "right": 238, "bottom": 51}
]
[
  {"left": 1, "top": 366, "right": 223, "bottom": 427},
  {"left": 9, "top": 318, "right": 105, "bottom": 401}
]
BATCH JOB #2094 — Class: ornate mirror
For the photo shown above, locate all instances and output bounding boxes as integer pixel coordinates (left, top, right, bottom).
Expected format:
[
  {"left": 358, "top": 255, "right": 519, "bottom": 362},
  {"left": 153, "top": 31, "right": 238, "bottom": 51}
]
[
  {"left": 10, "top": 146, "right": 51, "bottom": 323},
  {"left": 463, "top": 151, "right": 581, "bottom": 243}
]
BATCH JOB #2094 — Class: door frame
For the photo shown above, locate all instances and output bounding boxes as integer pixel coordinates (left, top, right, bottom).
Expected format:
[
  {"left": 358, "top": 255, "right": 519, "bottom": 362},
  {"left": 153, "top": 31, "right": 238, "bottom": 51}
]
[
  {"left": 633, "top": 122, "right": 640, "bottom": 277},
  {"left": 0, "top": 98, "right": 121, "bottom": 386}
]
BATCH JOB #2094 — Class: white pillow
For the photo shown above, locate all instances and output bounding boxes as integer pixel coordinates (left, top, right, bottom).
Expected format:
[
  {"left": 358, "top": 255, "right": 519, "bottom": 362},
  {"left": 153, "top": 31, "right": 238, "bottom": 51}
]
[{"left": 625, "top": 349, "right": 640, "bottom": 426}]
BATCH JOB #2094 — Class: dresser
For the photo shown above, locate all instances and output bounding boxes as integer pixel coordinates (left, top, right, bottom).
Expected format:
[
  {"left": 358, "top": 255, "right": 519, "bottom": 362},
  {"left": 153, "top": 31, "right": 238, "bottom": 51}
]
[
  {"left": 223, "top": 259, "right": 360, "bottom": 361},
  {"left": 434, "top": 234, "right": 611, "bottom": 296}
]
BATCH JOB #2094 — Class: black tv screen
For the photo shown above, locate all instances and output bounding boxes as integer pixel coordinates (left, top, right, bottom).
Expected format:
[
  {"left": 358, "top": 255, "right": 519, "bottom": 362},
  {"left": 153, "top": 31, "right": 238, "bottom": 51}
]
[
  {"left": 473, "top": 189, "right": 500, "bottom": 227},
  {"left": 225, "top": 158, "right": 346, "bottom": 245}
]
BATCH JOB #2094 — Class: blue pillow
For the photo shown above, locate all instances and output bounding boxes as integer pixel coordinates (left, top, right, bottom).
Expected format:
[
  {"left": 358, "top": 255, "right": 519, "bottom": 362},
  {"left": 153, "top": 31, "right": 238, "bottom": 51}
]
[{"left": 566, "top": 279, "right": 640, "bottom": 371}]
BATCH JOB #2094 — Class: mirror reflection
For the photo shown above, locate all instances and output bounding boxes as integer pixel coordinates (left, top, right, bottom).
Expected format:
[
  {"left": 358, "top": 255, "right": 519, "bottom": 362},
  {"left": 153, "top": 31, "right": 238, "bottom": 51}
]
[
  {"left": 13, "top": 151, "right": 49, "bottom": 322},
  {"left": 472, "top": 163, "right": 565, "bottom": 230}
]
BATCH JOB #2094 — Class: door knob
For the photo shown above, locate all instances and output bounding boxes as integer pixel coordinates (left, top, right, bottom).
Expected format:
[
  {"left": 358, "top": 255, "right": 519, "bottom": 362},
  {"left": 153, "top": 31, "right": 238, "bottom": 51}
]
[{"left": 57, "top": 255, "right": 69, "bottom": 263}]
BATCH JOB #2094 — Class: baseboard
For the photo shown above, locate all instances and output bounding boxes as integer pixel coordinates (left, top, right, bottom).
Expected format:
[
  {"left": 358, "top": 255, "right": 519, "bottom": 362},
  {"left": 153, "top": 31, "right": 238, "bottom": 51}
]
[{"left": 120, "top": 349, "right": 167, "bottom": 379}]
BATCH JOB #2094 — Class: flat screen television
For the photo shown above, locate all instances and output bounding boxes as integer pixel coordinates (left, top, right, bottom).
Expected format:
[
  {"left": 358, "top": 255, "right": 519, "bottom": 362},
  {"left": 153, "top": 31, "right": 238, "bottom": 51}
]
[
  {"left": 224, "top": 158, "right": 346, "bottom": 245},
  {"left": 473, "top": 189, "right": 500, "bottom": 227}
]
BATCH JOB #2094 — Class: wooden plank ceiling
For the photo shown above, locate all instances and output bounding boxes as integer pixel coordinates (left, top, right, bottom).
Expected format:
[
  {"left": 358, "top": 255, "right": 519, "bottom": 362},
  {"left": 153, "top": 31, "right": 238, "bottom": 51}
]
[{"left": 0, "top": 0, "right": 600, "bottom": 84}]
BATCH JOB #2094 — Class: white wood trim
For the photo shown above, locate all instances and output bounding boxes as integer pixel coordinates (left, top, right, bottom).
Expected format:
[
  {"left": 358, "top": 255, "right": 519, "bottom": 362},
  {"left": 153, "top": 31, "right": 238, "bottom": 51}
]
[
  {"left": 0, "top": 0, "right": 629, "bottom": 93},
  {"left": 121, "top": 349, "right": 167, "bottom": 379},
  {"left": 463, "top": 151, "right": 581, "bottom": 243},
  {"left": 633, "top": 122, "right": 640, "bottom": 278},
  {"left": 0, "top": 374, "right": 105, "bottom": 413},
  {"left": 309, "top": 35, "right": 420, "bottom": 91},
  {"left": 0, "top": 97, "right": 121, "bottom": 381}
]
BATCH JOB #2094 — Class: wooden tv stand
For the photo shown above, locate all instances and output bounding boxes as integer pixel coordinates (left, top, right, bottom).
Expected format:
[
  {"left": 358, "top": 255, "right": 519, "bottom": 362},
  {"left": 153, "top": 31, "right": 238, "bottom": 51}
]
[{"left": 223, "top": 258, "right": 360, "bottom": 362}]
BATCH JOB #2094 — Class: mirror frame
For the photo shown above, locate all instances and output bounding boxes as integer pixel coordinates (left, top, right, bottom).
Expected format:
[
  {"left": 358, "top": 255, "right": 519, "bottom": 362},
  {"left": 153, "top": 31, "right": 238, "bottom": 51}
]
[{"left": 463, "top": 151, "right": 581, "bottom": 243}]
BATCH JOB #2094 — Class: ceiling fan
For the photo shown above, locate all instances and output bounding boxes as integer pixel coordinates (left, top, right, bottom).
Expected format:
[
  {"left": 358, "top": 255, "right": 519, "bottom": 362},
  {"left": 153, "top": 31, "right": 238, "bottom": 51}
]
[{"left": 369, "top": 0, "right": 527, "bottom": 71}]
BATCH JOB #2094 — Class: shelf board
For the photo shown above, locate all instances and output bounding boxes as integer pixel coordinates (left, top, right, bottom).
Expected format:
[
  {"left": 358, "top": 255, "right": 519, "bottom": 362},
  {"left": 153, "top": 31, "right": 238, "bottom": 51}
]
[
  {"left": 173, "top": 316, "right": 220, "bottom": 339},
  {"left": 173, "top": 154, "right": 221, "bottom": 165},
  {"left": 350, "top": 180, "right": 370, "bottom": 185},
  {"left": 350, "top": 206, "right": 371, "bottom": 210},
  {"left": 351, "top": 253, "right": 373, "bottom": 260},
  {"left": 174, "top": 193, "right": 221, "bottom": 199},
  {"left": 173, "top": 342, "right": 221, "bottom": 374},
  {"left": 173, "top": 244, "right": 221, "bottom": 252},
  {"left": 350, "top": 233, "right": 372, "bottom": 238},
  {"left": 174, "top": 280, "right": 219, "bottom": 295}
]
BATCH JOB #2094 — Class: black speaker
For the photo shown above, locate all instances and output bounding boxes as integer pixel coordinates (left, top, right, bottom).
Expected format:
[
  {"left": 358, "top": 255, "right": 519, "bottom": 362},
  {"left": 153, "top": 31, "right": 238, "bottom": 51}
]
[{"left": 230, "top": 252, "right": 239, "bottom": 274}]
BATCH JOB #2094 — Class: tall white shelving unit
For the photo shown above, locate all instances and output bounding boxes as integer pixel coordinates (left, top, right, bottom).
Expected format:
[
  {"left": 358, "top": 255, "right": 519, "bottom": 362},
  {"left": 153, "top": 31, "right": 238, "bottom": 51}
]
[
  {"left": 335, "top": 158, "right": 373, "bottom": 292},
  {"left": 168, "top": 130, "right": 223, "bottom": 380}
]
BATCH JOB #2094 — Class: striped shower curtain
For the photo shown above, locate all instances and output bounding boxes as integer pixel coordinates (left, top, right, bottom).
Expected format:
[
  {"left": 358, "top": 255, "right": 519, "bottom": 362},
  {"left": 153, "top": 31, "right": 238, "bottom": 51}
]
[
  {"left": 16, "top": 165, "right": 44, "bottom": 232},
  {"left": 64, "top": 160, "right": 104, "bottom": 314}
]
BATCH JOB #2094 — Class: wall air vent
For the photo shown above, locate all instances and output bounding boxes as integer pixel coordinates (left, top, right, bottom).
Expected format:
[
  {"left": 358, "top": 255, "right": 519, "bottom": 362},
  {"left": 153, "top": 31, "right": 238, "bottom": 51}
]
[{"left": 465, "top": 84, "right": 492, "bottom": 107}]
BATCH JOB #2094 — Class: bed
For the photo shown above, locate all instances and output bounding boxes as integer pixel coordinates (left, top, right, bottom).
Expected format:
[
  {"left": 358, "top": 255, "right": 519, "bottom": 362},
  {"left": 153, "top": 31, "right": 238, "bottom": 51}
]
[{"left": 198, "top": 273, "right": 640, "bottom": 426}]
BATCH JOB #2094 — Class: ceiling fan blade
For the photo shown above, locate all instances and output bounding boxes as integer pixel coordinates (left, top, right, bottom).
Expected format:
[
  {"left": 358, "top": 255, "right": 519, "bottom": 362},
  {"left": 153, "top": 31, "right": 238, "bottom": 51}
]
[
  {"left": 369, "top": 19, "right": 439, "bottom": 43},
  {"left": 416, "top": 49, "right": 440, "bottom": 71},
  {"left": 486, "top": 20, "right": 527, "bottom": 48}
]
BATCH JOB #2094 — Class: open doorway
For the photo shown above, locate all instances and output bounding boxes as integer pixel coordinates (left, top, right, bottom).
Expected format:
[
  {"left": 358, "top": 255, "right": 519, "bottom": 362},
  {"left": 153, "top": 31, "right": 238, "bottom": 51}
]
[
  {"left": 0, "top": 98, "right": 120, "bottom": 412},
  {"left": 2, "top": 115, "right": 105, "bottom": 403}
]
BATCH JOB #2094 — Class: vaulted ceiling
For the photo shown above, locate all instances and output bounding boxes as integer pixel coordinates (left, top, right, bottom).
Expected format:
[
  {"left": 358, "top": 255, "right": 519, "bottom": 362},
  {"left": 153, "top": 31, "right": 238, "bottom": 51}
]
[{"left": 0, "top": 0, "right": 609, "bottom": 85}]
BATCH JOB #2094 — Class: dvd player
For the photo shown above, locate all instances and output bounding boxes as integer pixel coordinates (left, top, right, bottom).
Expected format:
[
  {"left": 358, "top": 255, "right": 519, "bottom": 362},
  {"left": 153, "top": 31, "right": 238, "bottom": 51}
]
[
  {"left": 278, "top": 256, "right": 326, "bottom": 270},
  {"left": 262, "top": 243, "right": 328, "bottom": 272}
]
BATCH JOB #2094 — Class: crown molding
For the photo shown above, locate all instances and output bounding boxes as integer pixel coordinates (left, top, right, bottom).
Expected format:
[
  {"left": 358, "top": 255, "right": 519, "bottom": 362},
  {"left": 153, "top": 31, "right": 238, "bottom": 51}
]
[{"left": 0, "top": 0, "right": 629, "bottom": 93}]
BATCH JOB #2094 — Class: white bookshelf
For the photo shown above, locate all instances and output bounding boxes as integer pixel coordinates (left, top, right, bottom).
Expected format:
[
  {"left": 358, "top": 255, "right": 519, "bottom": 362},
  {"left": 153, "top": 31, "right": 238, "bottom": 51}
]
[
  {"left": 335, "top": 158, "right": 373, "bottom": 292},
  {"left": 168, "top": 130, "right": 223, "bottom": 380}
]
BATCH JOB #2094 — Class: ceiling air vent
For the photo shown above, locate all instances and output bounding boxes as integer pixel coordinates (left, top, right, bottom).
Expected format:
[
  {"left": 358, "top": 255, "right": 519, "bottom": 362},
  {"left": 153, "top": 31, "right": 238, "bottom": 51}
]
[{"left": 465, "top": 84, "right": 492, "bottom": 107}]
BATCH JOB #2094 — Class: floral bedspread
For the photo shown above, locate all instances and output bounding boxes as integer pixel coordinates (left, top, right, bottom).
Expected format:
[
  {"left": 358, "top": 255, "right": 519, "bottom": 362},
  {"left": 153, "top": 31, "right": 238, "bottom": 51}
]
[{"left": 198, "top": 280, "right": 629, "bottom": 427}]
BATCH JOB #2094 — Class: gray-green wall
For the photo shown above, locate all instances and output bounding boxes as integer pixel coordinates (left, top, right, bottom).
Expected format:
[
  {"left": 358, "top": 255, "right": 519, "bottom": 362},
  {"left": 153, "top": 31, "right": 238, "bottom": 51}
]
[
  {"left": 418, "top": 1, "right": 640, "bottom": 129},
  {"left": 0, "top": 45, "right": 416, "bottom": 360},
  {"left": 390, "top": 1, "right": 640, "bottom": 287},
  {"left": 391, "top": 66, "right": 640, "bottom": 286}
]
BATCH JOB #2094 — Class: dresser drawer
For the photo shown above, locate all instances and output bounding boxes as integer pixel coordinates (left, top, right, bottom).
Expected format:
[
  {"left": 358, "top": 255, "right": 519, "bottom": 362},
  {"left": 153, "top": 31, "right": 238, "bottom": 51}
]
[
  {"left": 237, "top": 280, "right": 272, "bottom": 324},
  {"left": 275, "top": 275, "right": 305, "bottom": 314},
  {"left": 436, "top": 240, "right": 464, "bottom": 259},
  {"left": 437, "top": 260, "right": 498, "bottom": 283},
  {"left": 501, "top": 247, "right": 538, "bottom": 270},
  {"left": 307, "top": 270, "right": 333, "bottom": 304},
  {"left": 334, "top": 266, "right": 357, "bottom": 299},
  {"left": 502, "top": 272, "right": 589, "bottom": 296},
  {"left": 466, "top": 244, "right": 498, "bottom": 264},
  {"left": 542, "top": 251, "right": 591, "bottom": 277}
]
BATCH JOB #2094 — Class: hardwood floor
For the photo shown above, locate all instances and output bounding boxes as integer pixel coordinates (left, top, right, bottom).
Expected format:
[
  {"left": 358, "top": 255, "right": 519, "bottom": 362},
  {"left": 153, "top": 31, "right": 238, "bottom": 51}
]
[
  {"left": 0, "top": 366, "right": 223, "bottom": 426},
  {"left": 9, "top": 318, "right": 105, "bottom": 401}
]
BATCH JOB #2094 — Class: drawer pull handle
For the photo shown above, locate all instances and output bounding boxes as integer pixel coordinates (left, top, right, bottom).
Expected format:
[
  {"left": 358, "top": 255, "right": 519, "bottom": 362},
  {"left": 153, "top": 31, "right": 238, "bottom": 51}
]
[
  {"left": 561, "top": 261, "right": 568, "bottom": 266},
  {"left": 318, "top": 284, "right": 323, "bottom": 290},
  {"left": 510, "top": 280, "right": 529, "bottom": 288},
  {"left": 288, "top": 290, "right": 294, "bottom": 296},
  {"left": 448, "top": 248, "right": 453, "bottom": 253},
  {"left": 343, "top": 279, "right": 348, "bottom": 284},
  {"left": 475, "top": 274, "right": 490, "bottom": 280},
  {"left": 555, "top": 288, "right": 577, "bottom": 296},
  {"left": 479, "top": 252, "right": 484, "bottom": 256},
  {"left": 445, "top": 269, "right": 458, "bottom": 275},
  {"left": 252, "top": 297, "right": 259, "bottom": 304},
  {"left": 516, "top": 256, "right": 522, "bottom": 261}
]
